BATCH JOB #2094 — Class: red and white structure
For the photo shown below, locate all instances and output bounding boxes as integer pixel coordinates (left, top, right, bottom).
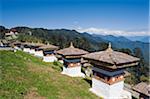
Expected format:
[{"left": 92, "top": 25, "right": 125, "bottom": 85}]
[
  {"left": 83, "top": 43, "right": 139, "bottom": 99},
  {"left": 41, "top": 44, "right": 59, "bottom": 62},
  {"left": 57, "top": 42, "right": 88, "bottom": 77}
]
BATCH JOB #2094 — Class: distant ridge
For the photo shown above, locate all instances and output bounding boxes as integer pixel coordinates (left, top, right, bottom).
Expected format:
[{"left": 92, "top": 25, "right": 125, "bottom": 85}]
[
  {"left": 126, "top": 36, "right": 150, "bottom": 43},
  {"left": 0, "top": 25, "right": 149, "bottom": 63}
]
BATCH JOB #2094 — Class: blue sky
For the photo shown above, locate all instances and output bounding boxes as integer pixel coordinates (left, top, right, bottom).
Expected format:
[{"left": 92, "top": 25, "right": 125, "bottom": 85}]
[{"left": 1, "top": 0, "right": 149, "bottom": 36}]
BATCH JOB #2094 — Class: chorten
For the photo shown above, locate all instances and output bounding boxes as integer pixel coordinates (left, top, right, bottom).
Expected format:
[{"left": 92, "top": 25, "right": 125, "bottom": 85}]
[
  {"left": 41, "top": 43, "right": 58, "bottom": 62},
  {"left": 57, "top": 42, "right": 88, "bottom": 77},
  {"left": 83, "top": 43, "right": 139, "bottom": 99}
]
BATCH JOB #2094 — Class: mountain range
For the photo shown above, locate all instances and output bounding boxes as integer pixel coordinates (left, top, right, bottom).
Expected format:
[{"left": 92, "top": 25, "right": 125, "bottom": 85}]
[
  {"left": 0, "top": 26, "right": 149, "bottom": 63},
  {"left": 126, "top": 36, "right": 150, "bottom": 43},
  {"left": 82, "top": 32, "right": 149, "bottom": 62}
]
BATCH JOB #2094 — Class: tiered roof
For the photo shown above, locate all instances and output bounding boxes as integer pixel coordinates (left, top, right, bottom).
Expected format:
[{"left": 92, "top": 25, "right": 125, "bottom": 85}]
[
  {"left": 39, "top": 43, "right": 58, "bottom": 50},
  {"left": 133, "top": 82, "right": 150, "bottom": 97},
  {"left": 57, "top": 42, "right": 88, "bottom": 56},
  {"left": 10, "top": 41, "right": 21, "bottom": 46},
  {"left": 22, "top": 42, "right": 44, "bottom": 46},
  {"left": 83, "top": 43, "right": 139, "bottom": 69}
]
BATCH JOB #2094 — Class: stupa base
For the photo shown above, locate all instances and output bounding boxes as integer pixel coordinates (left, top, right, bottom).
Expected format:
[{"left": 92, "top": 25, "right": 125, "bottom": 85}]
[
  {"left": 43, "top": 56, "right": 57, "bottom": 62},
  {"left": 89, "top": 88, "right": 104, "bottom": 98},
  {"left": 61, "top": 71, "right": 85, "bottom": 78},
  {"left": 61, "top": 66, "right": 85, "bottom": 78},
  {"left": 89, "top": 78, "right": 131, "bottom": 99},
  {"left": 89, "top": 88, "right": 132, "bottom": 99}
]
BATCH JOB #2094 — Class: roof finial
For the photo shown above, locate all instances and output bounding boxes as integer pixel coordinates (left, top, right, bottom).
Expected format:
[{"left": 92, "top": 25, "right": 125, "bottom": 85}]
[
  {"left": 108, "top": 42, "right": 111, "bottom": 48},
  {"left": 47, "top": 42, "right": 49, "bottom": 45},
  {"left": 31, "top": 41, "right": 34, "bottom": 45},
  {"left": 70, "top": 42, "right": 74, "bottom": 48},
  {"left": 106, "top": 42, "right": 113, "bottom": 52}
]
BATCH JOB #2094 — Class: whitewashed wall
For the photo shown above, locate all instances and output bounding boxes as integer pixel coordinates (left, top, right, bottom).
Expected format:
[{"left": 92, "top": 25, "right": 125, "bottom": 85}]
[
  {"left": 29, "top": 49, "right": 35, "bottom": 54},
  {"left": 58, "top": 60, "right": 64, "bottom": 64},
  {"left": 90, "top": 78, "right": 124, "bottom": 99},
  {"left": 23, "top": 48, "right": 30, "bottom": 52},
  {"left": 120, "top": 90, "right": 132, "bottom": 99},
  {"left": 34, "top": 51, "right": 44, "bottom": 57},
  {"left": 61, "top": 66, "right": 85, "bottom": 77},
  {"left": 14, "top": 46, "right": 21, "bottom": 50},
  {"left": 43, "top": 55, "right": 57, "bottom": 62}
]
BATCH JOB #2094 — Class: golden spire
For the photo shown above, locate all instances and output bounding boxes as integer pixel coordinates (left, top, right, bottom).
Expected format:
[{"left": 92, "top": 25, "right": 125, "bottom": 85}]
[
  {"left": 37, "top": 41, "right": 40, "bottom": 44},
  {"left": 70, "top": 42, "right": 74, "bottom": 48},
  {"left": 47, "top": 42, "right": 49, "bottom": 45},
  {"left": 108, "top": 42, "right": 111, "bottom": 48},
  {"left": 31, "top": 41, "right": 34, "bottom": 45},
  {"left": 106, "top": 42, "right": 113, "bottom": 52}
]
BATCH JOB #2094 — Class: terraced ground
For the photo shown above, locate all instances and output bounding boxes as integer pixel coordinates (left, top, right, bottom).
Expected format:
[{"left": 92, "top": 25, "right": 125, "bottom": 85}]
[{"left": 0, "top": 51, "right": 98, "bottom": 99}]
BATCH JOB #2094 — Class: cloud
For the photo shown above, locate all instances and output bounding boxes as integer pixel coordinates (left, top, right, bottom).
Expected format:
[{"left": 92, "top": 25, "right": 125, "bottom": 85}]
[{"left": 75, "top": 27, "right": 149, "bottom": 36}]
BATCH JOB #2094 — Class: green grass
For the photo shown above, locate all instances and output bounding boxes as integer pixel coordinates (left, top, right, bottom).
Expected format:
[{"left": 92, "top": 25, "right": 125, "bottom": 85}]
[{"left": 0, "top": 51, "right": 98, "bottom": 99}]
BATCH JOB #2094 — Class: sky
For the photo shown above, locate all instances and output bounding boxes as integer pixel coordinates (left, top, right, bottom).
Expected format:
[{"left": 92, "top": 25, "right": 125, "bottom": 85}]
[{"left": 0, "top": 0, "right": 149, "bottom": 36}]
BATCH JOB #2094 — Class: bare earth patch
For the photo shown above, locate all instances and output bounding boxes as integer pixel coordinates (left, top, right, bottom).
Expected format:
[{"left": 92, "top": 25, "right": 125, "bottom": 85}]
[
  {"left": 27, "top": 63, "right": 54, "bottom": 73},
  {"left": 24, "top": 87, "right": 46, "bottom": 99}
]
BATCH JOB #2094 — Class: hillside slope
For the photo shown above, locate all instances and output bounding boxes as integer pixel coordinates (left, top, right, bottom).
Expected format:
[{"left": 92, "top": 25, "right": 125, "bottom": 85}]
[{"left": 0, "top": 51, "right": 98, "bottom": 99}]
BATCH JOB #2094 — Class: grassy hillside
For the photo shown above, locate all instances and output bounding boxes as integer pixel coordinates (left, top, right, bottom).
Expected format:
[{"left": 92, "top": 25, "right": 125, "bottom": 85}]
[{"left": 0, "top": 51, "right": 98, "bottom": 99}]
